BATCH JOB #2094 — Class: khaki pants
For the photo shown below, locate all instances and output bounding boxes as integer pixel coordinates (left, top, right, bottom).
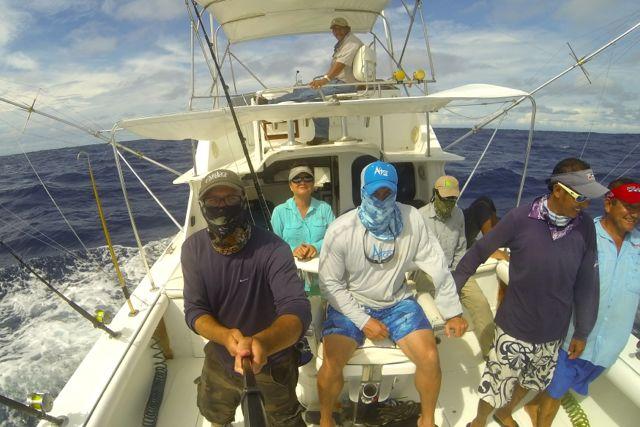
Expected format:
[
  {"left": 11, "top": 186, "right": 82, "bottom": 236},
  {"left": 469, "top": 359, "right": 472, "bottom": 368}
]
[{"left": 413, "top": 271, "right": 495, "bottom": 357}]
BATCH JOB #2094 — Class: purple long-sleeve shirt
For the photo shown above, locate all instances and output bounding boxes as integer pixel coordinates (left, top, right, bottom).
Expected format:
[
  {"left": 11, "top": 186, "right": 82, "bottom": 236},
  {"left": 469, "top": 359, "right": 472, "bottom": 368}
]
[
  {"left": 182, "top": 227, "right": 311, "bottom": 370},
  {"left": 453, "top": 202, "right": 599, "bottom": 344}
]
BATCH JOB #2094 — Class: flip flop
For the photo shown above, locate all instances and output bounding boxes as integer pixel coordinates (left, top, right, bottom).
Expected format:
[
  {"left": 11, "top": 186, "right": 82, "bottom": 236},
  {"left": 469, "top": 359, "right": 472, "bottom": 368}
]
[{"left": 492, "top": 414, "right": 520, "bottom": 427}]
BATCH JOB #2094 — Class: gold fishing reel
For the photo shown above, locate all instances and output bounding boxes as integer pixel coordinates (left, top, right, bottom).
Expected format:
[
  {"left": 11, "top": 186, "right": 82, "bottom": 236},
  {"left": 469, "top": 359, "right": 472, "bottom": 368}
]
[
  {"left": 27, "top": 392, "right": 53, "bottom": 412},
  {"left": 95, "top": 306, "right": 114, "bottom": 325}
]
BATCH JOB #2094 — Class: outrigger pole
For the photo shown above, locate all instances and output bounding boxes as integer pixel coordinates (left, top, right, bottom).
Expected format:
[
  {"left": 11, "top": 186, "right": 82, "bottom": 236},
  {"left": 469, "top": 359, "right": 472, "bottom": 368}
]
[
  {"left": 446, "top": 20, "right": 640, "bottom": 152},
  {"left": 188, "top": 0, "right": 272, "bottom": 229},
  {"left": 444, "top": 20, "right": 640, "bottom": 206},
  {"left": 0, "top": 95, "right": 181, "bottom": 177},
  {"left": 0, "top": 240, "right": 120, "bottom": 338}
]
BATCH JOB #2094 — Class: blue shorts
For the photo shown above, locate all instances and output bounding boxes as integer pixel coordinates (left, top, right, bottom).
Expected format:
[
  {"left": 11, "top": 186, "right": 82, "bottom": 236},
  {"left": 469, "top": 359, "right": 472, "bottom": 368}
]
[
  {"left": 322, "top": 298, "right": 431, "bottom": 346},
  {"left": 546, "top": 349, "right": 606, "bottom": 399}
]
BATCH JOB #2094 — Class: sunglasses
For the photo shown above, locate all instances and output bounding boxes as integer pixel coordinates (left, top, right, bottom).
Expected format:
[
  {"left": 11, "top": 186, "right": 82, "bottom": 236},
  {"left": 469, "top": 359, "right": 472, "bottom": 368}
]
[
  {"left": 362, "top": 229, "right": 396, "bottom": 264},
  {"left": 202, "top": 194, "right": 243, "bottom": 207},
  {"left": 291, "top": 174, "right": 314, "bottom": 184},
  {"left": 556, "top": 182, "right": 588, "bottom": 203}
]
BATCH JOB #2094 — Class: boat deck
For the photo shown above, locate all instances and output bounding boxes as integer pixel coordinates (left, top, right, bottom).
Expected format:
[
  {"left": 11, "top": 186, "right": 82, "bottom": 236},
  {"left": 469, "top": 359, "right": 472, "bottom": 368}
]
[{"left": 154, "top": 328, "right": 634, "bottom": 426}]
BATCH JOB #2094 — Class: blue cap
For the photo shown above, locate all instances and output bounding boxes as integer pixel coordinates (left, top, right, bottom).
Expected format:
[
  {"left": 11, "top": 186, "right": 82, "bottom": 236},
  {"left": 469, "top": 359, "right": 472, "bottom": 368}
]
[{"left": 361, "top": 161, "right": 398, "bottom": 195}]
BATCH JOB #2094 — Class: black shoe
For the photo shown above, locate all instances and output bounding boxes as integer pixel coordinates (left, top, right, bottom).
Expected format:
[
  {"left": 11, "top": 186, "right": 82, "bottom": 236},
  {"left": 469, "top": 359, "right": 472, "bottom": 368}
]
[
  {"left": 306, "top": 136, "right": 329, "bottom": 146},
  {"left": 255, "top": 96, "right": 268, "bottom": 105}
]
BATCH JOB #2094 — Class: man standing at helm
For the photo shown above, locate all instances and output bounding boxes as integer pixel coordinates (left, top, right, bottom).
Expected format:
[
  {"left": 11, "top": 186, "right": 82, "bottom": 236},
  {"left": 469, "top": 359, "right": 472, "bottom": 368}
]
[
  {"left": 258, "top": 17, "right": 363, "bottom": 145},
  {"left": 182, "top": 169, "right": 310, "bottom": 427},
  {"left": 318, "top": 161, "right": 468, "bottom": 427}
]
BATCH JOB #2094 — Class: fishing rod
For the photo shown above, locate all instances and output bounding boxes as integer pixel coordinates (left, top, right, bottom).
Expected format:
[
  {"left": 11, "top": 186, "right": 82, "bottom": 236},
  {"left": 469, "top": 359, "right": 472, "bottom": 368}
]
[
  {"left": 188, "top": 0, "right": 273, "bottom": 230},
  {"left": 0, "top": 393, "right": 66, "bottom": 426},
  {"left": 0, "top": 240, "right": 120, "bottom": 338},
  {"left": 240, "top": 357, "right": 269, "bottom": 427},
  {"left": 78, "top": 151, "right": 137, "bottom": 317},
  {"left": 0, "top": 95, "right": 181, "bottom": 177}
]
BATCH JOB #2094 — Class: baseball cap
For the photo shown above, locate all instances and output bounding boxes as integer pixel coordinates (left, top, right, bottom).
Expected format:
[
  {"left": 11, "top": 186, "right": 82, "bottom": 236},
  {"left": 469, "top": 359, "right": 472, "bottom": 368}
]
[
  {"left": 361, "top": 161, "right": 398, "bottom": 195},
  {"left": 550, "top": 169, "right": 608, "bottom": 199},
  {"left": 609, "top": 182, "right": 640, "bottom": 204},
  {"left": 434, "top": 175, "right": 460, "bottom": 198},
  {"left": 288, "top": 166, "right": 314, "bottom": 181},
  {"left": 199, "top": 169, "right": 244, "bottom": 200},
  {"left": 330, "top": 17, "right": 349, "bottom": 28}
]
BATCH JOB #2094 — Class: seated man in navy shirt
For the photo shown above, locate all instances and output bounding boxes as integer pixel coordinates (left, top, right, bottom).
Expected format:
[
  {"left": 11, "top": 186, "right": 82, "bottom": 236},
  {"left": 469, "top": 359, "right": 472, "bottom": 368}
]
[{"left": 182, "top": 169, "right": 311, "bottom": 427}]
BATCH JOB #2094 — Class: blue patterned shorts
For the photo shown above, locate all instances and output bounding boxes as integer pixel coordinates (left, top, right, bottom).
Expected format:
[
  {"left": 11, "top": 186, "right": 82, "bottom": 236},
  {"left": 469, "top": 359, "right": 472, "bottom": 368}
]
[{"left": 322, "top": 298, "right": 431, "bottom": 346}]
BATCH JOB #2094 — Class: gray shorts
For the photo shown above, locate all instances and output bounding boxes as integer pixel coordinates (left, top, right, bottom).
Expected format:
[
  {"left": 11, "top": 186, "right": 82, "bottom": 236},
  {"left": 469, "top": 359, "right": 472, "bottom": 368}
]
[{"left": 478, "top": 326, "right": 561, "bottom": 408}]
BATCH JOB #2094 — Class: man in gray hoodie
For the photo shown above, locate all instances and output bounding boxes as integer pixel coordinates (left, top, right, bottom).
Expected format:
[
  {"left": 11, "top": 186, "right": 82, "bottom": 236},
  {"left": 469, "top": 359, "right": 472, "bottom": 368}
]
[{"left": 317, "top": 161, "right": 467, "bottom": 427}]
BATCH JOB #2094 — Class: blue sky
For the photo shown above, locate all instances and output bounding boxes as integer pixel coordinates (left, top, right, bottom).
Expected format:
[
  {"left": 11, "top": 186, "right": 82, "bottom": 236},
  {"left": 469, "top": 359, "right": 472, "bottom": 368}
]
[{"left": 1, "top": 0, "right": 640, "bottom": 154}]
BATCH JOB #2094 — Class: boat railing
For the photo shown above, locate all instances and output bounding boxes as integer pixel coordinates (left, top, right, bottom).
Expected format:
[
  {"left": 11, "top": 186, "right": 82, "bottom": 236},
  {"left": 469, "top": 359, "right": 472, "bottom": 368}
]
[{"left": 189, "top": 79, "right": 431, "bottom": 109}]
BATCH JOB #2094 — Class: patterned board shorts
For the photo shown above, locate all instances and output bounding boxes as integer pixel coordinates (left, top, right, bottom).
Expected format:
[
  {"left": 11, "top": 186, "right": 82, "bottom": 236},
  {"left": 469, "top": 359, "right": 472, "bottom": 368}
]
[
  {"left": 196, "top": 344, "right": 305, "bottom": 426},
  {"left": 478, "top": 326, "right": 561, "bottom": 408}
]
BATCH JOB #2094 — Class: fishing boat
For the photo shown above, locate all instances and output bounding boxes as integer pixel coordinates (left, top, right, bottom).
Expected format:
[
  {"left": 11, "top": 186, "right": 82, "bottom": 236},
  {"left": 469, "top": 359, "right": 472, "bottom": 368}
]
[{"left": 1, "top": 1, "right": 636, "bottom": 426}]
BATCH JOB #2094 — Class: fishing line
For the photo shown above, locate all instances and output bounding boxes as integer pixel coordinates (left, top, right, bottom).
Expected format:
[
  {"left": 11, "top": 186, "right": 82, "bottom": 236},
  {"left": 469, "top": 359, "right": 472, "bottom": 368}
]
[
  {"left": 0, "top": 239, "right": 120, "bottom": 338},
  {"left": 0, "top": 215, "right": 77, "bottom": 258},
  {"left": 579, "top": 49, "right": 615, "bottom": 159},
  {"left": 616, "top": 158, "right": 640, "bottom": 179},
  {"left": 188, "top": 0, "right": 272, "bottom": 229},
  {"left": 600, "top": 140, "right": 640, "bottom": 182},
  {"left": 16, "top": 139, "right": 91, "bottom": 255}
]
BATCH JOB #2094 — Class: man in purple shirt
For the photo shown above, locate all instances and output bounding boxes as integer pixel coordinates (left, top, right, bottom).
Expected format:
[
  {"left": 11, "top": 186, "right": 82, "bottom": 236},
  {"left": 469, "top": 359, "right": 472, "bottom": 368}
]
[
  {"left": 182, "top": 169, "right": 311, "bottom": 427},
  {"left": 456, "top": 158, "right": 607, "bottom": 427}
]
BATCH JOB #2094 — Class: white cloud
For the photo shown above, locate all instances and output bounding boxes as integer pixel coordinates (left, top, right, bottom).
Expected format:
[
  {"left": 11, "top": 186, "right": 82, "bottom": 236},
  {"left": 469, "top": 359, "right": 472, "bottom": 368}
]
[
  {"left": 4, "top": 52, "right": 38, "bottom": 71},
  {"left": 0, "top": 1, "right": 31, "bottom": 47},
  {"left": 102, "top": 0, "right": 183, "bottom": 22},
  {"left": 67, "top": 23, "right": 118, "bottom": 54}
]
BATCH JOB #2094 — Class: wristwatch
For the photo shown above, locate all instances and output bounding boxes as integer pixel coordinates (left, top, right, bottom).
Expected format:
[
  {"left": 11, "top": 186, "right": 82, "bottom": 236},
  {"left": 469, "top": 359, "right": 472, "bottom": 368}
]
[{"left": 323, "top": 74, "right": 330, "bottom": 81}]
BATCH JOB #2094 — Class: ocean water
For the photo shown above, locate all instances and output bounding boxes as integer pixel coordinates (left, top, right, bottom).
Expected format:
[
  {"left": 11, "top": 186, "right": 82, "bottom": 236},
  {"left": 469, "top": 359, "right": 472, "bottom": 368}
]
[{"left": 0, "top": 129, "right": 638, "bottom": 425}]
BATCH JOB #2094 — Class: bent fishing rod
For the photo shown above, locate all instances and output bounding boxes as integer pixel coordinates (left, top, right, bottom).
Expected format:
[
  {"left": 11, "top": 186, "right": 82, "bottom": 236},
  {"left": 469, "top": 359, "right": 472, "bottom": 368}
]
[
  {"left": 188, "top": 0, "right": 272, "bottom": 230},
  {"left": 0, "top": 240, "right": 120, "bottom": 338},
  {"left": 78, "top": 151, "right": 138, "bottom": 317}
]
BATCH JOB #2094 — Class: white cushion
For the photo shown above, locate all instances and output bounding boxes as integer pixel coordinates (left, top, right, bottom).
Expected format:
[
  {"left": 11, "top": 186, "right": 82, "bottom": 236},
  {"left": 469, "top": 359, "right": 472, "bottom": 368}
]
[{"left": 352, "top": 45, "right": 376, "bottom": 82}]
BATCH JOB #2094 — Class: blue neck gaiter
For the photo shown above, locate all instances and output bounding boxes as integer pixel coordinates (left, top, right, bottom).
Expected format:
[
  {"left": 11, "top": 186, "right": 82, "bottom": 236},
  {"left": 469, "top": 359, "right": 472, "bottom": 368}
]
[{"left": 357, "top": 188, "right": 403, "bottom": 241}]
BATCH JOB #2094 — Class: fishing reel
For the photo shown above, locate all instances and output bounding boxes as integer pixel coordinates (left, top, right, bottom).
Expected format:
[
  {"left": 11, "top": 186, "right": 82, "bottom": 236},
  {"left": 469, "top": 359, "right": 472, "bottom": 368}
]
[
  {"left": 27, "top": 392, "right": 53, "bottom": 413},
  {"left": 94, "top": 306, "right": 114, "bottom": 325}
]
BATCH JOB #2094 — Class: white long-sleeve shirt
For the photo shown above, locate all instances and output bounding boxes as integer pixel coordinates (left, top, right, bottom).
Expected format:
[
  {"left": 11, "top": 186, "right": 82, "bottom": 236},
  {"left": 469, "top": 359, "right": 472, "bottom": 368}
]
[{"left": 319, "top": 203, "right": 464, "bottom": 329}]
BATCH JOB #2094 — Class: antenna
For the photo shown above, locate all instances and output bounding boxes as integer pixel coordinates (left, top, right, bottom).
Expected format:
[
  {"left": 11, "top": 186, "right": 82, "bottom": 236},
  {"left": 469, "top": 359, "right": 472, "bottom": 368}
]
[{"left": 567, "top": 42, "right": 592, "bottom": 84}]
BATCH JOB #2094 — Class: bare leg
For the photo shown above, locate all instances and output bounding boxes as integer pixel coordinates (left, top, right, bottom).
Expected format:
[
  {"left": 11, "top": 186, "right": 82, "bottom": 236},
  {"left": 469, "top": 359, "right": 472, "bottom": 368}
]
[
  {"left": 396, "top": 329, "right": 440, "bottom": 427},
  {"left": 317, "top": 334, "right": 357, "bottom": 427},
  {"left": 524, "top": 391, "right": 543, "bottom": 427},
  {"left": 494, "top": 384, "right": 530, "bottom": 426},
  {"left": 537, "top": 391, "right": 562, "bottom": 427},
  {"left": 469, "top": 399, "right": 494, "bottom": 427}
]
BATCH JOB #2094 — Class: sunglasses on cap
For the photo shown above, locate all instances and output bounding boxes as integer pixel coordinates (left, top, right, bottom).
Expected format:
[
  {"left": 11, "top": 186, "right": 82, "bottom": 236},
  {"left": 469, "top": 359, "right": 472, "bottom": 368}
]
[
  {"left": 556, "top": 182, "right": 588, "bottom": 203},
  {"left": 291, "top": 174, "right": 314, "bottom": 184}
]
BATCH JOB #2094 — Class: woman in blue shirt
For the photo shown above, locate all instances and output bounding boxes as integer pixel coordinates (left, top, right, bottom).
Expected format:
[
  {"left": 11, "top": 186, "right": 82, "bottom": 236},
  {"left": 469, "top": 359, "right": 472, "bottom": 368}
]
[{"left": 271, "top": 166, "right": 335, "bottom": 291}]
